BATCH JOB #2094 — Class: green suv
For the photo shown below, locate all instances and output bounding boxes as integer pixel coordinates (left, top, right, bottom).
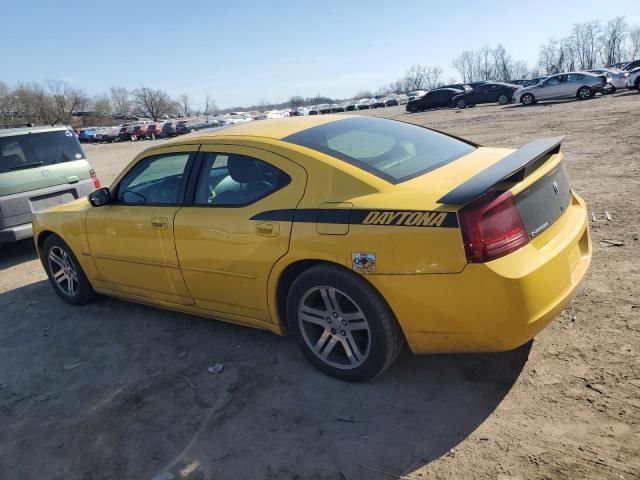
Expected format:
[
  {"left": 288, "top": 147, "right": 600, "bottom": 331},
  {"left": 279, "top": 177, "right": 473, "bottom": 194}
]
[{"left": 0, "top": 126, "right": 100, "bottom": 243}]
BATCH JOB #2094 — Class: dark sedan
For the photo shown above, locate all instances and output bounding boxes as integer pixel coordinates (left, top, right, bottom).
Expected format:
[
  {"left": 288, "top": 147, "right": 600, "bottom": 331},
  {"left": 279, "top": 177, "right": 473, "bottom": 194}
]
[
  {"left": 405, "top": 88, "right": 464, "bottom": 113},
  {"left": 160, "top": 122, "right": 176, "bottom": 137},
  {"left": 450, "top": 82, "right": 519, "bottom": 108}
]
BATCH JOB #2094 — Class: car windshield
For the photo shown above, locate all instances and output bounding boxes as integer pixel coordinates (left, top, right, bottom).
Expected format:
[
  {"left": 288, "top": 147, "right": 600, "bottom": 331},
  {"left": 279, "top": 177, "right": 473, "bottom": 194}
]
[
  {"left": 0, "top": 129, "right": 85, "bottom": 174},
  {"left": 283, "top": 117, "right": 476, "bottom": 183}
]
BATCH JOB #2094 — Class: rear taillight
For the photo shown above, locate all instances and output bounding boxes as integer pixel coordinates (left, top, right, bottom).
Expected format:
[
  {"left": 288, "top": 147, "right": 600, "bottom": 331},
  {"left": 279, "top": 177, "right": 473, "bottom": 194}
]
[
  {"left": 459, "top": 191, "right": 529, "bottom": 263},
  {"left": 90, "top": 169, "right": 101, "bottom": 189}
]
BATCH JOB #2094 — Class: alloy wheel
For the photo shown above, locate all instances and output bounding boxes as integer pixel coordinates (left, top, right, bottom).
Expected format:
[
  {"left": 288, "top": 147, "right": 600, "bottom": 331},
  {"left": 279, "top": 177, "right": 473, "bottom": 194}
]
[
  {"left": 297, "top": 286, "right": 371, "bottom": 369},
  {"left": 498, "top": 94, "right": 509, "bottom": 105},
  {"left": 48, "top": 246, "right": 78, "bottom": 296}
]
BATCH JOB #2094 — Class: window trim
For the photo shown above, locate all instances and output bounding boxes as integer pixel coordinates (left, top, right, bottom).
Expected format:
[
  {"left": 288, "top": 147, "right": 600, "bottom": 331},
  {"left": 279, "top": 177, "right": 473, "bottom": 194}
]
[
  {"left": 111, "top": 151, "right": 197, "bottom": 207},
  {"left": 183, "top": 150, "right": 292, "bottom": 208}
]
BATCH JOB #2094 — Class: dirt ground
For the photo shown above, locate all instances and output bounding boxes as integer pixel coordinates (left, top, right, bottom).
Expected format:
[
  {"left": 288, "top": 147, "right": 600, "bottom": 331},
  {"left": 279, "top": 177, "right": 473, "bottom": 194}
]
[{"left": 1, "top": 93, "right": 639, "bottom": 480}]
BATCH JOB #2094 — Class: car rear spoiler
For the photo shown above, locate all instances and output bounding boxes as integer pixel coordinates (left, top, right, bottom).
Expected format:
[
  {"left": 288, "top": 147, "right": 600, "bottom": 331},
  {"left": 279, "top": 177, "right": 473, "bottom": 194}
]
[{"left": 438, "top": 136, "right": 565, "bottom": 205}]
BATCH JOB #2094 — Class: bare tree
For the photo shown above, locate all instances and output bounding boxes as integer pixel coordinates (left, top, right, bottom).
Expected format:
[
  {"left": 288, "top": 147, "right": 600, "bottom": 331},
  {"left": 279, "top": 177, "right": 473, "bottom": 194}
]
[
  {"left": 110, "top": 86, "right": 130, "bottom": 117},
  {"left": 452, "top": 51, "right": 475, "bottom": 83},
  {"left": 573, "top": 21, "right": 601, "bottom": 70},
  {"left": 353, "top": 89, "right": 374, "bottom": 99},
  {"left": 626, "top": 25, "right": 640, "bottom": 60},
  {"left": 132, "top": 87, "right": 176, "bottom": 121},
  {"left": 178, "top": 93, "right": 192, "bottom": 116},
  {"left": 474, "top": 45, "right": 494, "bottom": 81},
  {"left": 403, "top": 65, "right": 428, "bottom": 90},
  {"left": 511, "top": 60, "right": 530, "bottom": 80},
  {"left": 46, "top": 80, "right": 87, "bottom": 124},
  {"left": 203, "top": 94, "right": 217, "bottom": 115},
  {"left": 289, "top": 95, "right": 304, "bottom": 109},
  {"left": 424, "top": 66, "right": 443, "bottom": 90},
  {"left": 599, "top": 17, "right": 628, "bottom": 66}
]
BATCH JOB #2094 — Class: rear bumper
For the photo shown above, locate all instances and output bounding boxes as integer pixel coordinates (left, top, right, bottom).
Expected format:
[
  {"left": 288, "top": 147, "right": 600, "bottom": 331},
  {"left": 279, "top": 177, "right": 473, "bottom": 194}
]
[
  {"left": 368, "top": 193, "right": 591, "bottom": 354},
  {"left": 0, "top": 222, "right": 33, "bottom": 242}
]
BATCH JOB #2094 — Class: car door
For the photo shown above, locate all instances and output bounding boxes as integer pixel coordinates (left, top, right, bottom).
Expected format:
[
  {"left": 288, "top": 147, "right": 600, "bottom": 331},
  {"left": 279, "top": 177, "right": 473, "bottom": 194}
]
[
  {"left": 85, "top": 146, "right": 196, "bottom": 305},
  {"left": 473, "top": 85, "right": 490, "bottom": 103},
  {"left": 173, "top": 144, "right": 307, "bottom": 323}
]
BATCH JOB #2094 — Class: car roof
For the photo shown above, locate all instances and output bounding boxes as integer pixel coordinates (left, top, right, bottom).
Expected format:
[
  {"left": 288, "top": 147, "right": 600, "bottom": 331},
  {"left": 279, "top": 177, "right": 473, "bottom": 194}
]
[
  {"left": 165, "top": 115, "right": 351, "bottom": 142},
  {"left": 0, "top": 125, "right": 71, "bottom": 138}
]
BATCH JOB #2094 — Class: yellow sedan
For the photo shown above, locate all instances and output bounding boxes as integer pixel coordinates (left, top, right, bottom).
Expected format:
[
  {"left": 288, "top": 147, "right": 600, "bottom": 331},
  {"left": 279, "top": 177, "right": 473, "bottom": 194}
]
[{"left": 33, "top": 115, "right": 591, "bottom": 381}]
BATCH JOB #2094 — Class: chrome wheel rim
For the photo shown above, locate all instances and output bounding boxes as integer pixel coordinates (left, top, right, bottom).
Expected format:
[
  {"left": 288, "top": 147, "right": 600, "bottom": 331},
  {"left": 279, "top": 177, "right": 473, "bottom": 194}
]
[
  {"left": 522, "top": 95, "right": 533, "bottom": 105},
  {"left": 498, "top": 95, "right": 508, "bottom": 104},
  {"left": 579, "top": 88, "right": 590, "bottom": 99},
  {"left": 298, "top": 286, "right": 371, "bottom": 370},
  {"left": 457, "top": 100, "right": 465, "bottom": 108},
  {"left": 48, "top": 246, "right": 78, "bottom": 296}
]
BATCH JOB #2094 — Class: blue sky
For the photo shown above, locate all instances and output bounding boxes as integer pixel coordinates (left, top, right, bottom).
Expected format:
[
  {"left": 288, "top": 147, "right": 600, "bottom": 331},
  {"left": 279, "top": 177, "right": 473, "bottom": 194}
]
[{"left": 2, "top": 0, "right": 639, "bottom": 108}]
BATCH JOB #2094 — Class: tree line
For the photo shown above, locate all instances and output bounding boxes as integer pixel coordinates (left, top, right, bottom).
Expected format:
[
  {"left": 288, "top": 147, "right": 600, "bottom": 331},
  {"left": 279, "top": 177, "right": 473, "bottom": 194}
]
[{"left": 0, "top": 82, "right": 217, "bottom": 128}]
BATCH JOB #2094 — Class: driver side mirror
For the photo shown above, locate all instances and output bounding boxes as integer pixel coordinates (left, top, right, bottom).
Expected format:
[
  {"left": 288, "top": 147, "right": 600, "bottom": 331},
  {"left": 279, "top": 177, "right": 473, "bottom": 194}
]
[{"left": 89, "top": 187, "right": 111, "bottom": 207}]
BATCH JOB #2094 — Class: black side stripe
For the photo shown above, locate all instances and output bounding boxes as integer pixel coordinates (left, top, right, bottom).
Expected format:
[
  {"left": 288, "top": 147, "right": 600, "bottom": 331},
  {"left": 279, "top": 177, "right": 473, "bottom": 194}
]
[{"left": 250, "top": 209, "right": 459, "bottom": 228}]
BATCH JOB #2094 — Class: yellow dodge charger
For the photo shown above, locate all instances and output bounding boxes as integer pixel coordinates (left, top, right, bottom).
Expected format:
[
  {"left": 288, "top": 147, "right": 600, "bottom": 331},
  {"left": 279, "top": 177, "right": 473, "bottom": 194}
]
[{"left": 33, "top": 116, "right": 591, "bottom": 381}]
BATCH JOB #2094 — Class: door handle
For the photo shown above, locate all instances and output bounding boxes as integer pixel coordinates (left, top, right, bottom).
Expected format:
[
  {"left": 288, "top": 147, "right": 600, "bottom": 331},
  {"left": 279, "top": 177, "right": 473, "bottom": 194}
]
[
  {"left": 67, "top": 175, "right": 79, "bottom": 184},
  {"left": 151, "top": 217, "right": 168, "bottom": 229},
  {"left": 256, "top": 222, "right": 279, "bottom": 237}
]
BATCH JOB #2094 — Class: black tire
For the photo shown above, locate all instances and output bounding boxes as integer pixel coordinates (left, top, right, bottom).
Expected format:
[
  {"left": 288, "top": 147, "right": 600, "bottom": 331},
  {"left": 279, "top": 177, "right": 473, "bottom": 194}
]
[
  {"left": 498, "top": 94, "right": 510, "bottom": 105},
  {"left": 456, "top": 98, "right": 467, "bottom": 109},
  {"left": 577, "top": 86, "right": 592, "bottom": 100},
  {"left": 42, "top": 234, "right": 96, "bottom": 305},
  {"left": 407, "top": 104, "right": 418, "bottom": 113},
  {"left": 520, "top": 93, "right": 535, "bottom": 106},
  {"left": 634, "top": 78, "right": 640, "bottom": 90},
  {"left": 286, "top": 264, "right": 404, "bottom": 382}
]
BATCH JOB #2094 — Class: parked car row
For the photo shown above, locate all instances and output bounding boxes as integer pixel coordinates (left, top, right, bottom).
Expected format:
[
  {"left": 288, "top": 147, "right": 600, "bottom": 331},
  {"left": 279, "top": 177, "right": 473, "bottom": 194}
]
[{"left": 405, "top": 65, "right": 640, "bottom": 113}]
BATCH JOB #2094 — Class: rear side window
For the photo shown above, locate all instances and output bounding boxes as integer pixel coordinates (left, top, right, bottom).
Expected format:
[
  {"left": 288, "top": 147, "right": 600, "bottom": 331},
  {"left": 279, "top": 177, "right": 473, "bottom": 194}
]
[
  {"left": 283, "top": 117, "right": 476, "bottom": 183},
  {"left": 194, "top": 153, "right": 290, "bottom": 206},
  {"left": 0, "top": 129, "right": 84, "bottom": 173}
]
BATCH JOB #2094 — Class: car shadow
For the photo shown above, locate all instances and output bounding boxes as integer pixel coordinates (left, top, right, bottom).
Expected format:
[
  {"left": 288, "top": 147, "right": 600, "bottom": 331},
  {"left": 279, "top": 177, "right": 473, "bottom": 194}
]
[
  {"left": 0, "top": 239, "right": 38, "bottom": 270},
  {"left": 0, "top": 280, "right": 531, "bottom": 480},
  {"left": 504, "top": 95, "right": 608, "bottom": 109}
]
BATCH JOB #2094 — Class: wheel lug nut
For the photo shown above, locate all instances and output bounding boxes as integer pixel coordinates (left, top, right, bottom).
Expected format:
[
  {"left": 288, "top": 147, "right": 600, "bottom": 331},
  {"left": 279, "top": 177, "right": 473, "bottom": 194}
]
[
  {"left": 325, "top": 317, "right": 331, "bottom": 323},
  {"left": 332, "top": 312, "right": 339, "bottom": 318},
  {"left": 331, "top": 328, "right": 337, "bottom": 335},
  {"left": 341, "top": 320, "right": 347, "bottom": 326},
  {"left": 340, "top": 330, "right": 346, "bottom": 336}
]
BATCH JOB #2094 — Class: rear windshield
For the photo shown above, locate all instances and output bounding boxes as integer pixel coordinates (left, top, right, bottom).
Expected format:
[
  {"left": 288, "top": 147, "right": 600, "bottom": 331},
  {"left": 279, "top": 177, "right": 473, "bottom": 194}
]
[
  {"left": 0, "top": 129, "right": 85, "bottom": 174},
  {"left": 283, "top": 117, "right": 476, "bottom": 183}
]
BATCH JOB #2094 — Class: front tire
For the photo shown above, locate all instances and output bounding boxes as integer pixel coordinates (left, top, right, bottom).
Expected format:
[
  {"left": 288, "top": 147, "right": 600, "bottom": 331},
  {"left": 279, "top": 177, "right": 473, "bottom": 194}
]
[
  {"left": 407, "top": 104, "right": 418, "bottom": 113},
  {"left": 577, "top": 86, "right": 592, "bottom": 100},
  {"left": 42, "top": 235, "right": 96, "bottom": 305},
  {"left": 521, "top": 93, "right": 535, "bottom": 105},
  {"left": 286, "top": 264, "right": 403, "bottom": 382},
  {"left": 456, "top": 98, "right": 467, "bottom": 109}
]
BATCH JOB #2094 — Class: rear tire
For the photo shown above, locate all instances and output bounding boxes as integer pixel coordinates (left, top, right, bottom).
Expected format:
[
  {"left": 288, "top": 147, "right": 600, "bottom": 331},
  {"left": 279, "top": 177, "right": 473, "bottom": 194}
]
[
  {"left": 407, "top": 104, "right": 418, "bottom": 113},
  {"left": 42, "top": 235, "right": 96, "bottom": 305},
  {"left": 286, "top": 264, "right": 403, "bottom": 382},
  {"left": 577, "top": 86, "right": 592, "bottom": 100},
  {"left": 498, "top": 94, "right": 510, "bottom": 105},
  {"left": 456, "top": 98, "right": 467, "bottom": 109}
]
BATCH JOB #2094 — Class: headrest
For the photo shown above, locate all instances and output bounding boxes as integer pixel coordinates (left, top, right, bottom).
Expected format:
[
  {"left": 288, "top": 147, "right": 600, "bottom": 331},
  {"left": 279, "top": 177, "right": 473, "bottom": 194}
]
[{"left": 227, "top": 156, "right": 259, "bottom": 183}]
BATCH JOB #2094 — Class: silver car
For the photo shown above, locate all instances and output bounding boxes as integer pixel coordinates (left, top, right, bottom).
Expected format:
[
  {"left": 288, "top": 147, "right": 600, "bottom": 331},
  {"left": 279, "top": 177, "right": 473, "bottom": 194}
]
[{"left": 513, "top": 72, "right": 606, "bottom": 105}]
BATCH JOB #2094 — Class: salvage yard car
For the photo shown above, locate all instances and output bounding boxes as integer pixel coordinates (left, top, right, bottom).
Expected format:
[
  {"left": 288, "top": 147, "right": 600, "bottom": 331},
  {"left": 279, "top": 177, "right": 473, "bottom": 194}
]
[
  {"left": 513, "top": 72, "right": 606, "bottom": 105},
  {"left": 0, "top": 125, "right": 101, "bottom": 243},
  {"left": 32, "top": 116, "right": 591, "bottom": 381}
]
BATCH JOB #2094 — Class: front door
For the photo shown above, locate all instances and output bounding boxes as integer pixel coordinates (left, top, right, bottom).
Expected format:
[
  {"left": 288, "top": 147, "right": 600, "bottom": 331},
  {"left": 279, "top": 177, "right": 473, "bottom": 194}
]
[
  {"left": 173, "top": 145, "right": 307, "bottom": 323},
  {"left": 86, "top": 148, "right": 196, "bottom": 305}
]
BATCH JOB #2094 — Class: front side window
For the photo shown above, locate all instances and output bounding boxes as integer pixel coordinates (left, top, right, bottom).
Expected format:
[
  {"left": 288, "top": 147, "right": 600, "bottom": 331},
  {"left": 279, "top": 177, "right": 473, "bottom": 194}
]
[
  {"left": 283, "top": 117, "right": 476, "bottom": 183},
  {"left": 116, "top": 153, "right": 191, "bottom": 205},
  {"left": 194, "top": 153, "right": 290, "bottom": 206}
]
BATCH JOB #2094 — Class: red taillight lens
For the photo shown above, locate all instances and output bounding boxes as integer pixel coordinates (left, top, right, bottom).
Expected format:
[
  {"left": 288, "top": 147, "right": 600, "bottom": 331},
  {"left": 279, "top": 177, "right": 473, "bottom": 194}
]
[
  {"left": 459, "top": 191, "right": 529, "bottom": 263},
  {"left": 90, "top": 169, "right": 101, "bottom": 189}
]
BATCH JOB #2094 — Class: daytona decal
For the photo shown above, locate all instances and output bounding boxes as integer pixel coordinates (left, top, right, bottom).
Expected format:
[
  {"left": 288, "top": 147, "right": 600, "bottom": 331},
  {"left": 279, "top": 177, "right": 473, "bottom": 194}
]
[{"left": 251, "top": 209, "right": 458, "bottom": 228}]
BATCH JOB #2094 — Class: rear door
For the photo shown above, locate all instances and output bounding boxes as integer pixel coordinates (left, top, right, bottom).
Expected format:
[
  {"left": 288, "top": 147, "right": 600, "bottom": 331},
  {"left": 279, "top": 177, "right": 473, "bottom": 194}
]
[{"left": 173, "top": 144, "right": 307, "bottom": 323}]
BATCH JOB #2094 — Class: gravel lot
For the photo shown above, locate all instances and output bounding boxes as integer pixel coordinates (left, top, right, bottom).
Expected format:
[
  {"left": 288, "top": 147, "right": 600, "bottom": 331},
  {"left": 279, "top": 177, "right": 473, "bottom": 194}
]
[{"left": 1, "top": 92, "right": 639, "bottom": 480}]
